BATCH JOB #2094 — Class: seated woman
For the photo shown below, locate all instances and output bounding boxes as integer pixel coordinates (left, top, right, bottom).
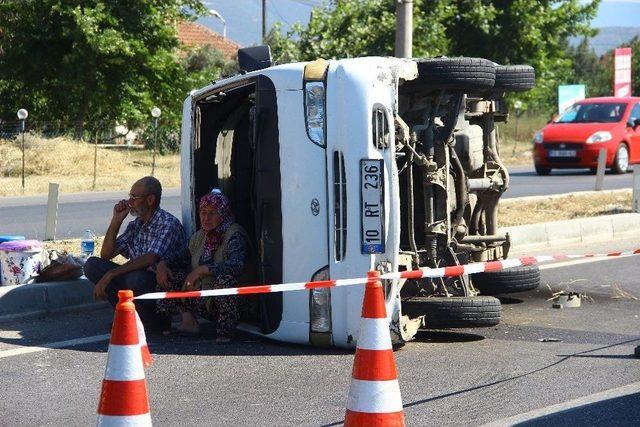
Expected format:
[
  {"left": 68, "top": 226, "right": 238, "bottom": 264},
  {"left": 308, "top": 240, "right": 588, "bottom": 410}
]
[{"left": 156, "top": 189, "right": 254, "bottom": 342}]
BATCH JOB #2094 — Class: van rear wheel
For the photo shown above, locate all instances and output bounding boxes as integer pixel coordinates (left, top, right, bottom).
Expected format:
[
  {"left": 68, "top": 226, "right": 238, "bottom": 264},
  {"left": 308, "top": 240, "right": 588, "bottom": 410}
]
[
  {"left": 494, "top": 65, "right": 536, "bottom": 92},
  {"left": 415, "top": 57, "right": 496, "bottom": 91},
  {"left": 472, "top": 265, "right": 541, "bottom": 295},
  {"left": 403, "top": 296, "right": 501, "bottom": 328}
]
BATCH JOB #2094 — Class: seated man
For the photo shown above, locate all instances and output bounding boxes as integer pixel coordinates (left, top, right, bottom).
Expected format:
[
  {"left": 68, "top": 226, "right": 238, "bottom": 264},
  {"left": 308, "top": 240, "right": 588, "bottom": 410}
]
[{"left": 84, "top": 176, "right": 187, "bottom": 331}]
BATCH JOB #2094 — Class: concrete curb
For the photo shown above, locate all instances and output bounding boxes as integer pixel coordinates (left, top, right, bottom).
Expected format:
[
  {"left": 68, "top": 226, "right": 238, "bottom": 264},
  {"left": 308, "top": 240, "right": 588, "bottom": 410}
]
[
  {"left": 501, "top": 212, "right": 640, "bottom": 253},
  {"left": 1, "top": 213, "right": 639, "bottom": 322},
  {"left": 0, "top": 278, "right": 108, "bottom": 322}
]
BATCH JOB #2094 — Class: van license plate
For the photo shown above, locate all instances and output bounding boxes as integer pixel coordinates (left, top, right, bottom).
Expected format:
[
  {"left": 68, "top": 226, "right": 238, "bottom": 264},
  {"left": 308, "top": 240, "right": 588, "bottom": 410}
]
[
  {"left": 548, "top": 149, "right": 576, "bottom": 157},
  {"left": 360, "top": 159, "right": 385, "bottom": 254}
]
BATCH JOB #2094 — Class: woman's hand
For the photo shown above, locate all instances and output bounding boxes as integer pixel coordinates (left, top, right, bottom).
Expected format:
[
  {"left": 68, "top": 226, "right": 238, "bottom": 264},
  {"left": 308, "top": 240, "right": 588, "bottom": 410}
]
[
  {"left": 156, "top": 260, "right": 174, "bottom": 290},
  {"left": 183, "top": 265, "right": 209, "bottom": 291}
]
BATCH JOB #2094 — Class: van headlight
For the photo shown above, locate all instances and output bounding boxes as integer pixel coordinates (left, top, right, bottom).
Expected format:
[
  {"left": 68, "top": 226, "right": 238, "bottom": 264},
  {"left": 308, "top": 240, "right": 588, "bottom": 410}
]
[
  {"left": 309, "top": 266, "right": 331, "bottom": 333},
  {"left": 586, "top": 131, "right": 612, "bottom": 144},
  {"left": 304, "top": 81, "right": 326, "bottom": 146},
  {"left": 534, "top": 131, "right": 544, "bottom": 144}
]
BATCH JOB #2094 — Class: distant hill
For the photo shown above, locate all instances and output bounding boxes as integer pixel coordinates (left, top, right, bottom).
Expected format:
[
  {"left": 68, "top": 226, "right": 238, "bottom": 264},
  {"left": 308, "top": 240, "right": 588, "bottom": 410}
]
[{"left": 570, "top": 27, "right": 640, "bottom": 57}]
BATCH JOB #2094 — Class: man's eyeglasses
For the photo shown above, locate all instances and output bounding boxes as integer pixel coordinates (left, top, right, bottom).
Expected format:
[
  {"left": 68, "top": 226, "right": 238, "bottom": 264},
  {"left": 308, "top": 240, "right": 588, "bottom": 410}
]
[{"left": 128, "top": 193, "right": 148, "bottom": 200}]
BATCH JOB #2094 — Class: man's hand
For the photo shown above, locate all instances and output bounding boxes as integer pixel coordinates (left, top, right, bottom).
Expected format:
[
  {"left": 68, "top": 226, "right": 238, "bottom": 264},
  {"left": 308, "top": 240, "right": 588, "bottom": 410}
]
[
  {"left": 183, "top": 266, "right": 209, "bottom": 291},
  {"left": 156, "top": 260, "right": 174, "bottom": 290},
  {"left": 113, "top": 199, "right": 129, "bottom": 223},
  {"left": 93, "top": 271, "right": 113, "bottom": 300}
]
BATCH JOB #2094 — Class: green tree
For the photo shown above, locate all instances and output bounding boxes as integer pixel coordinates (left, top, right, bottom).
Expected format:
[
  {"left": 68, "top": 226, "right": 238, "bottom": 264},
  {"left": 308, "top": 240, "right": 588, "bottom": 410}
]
[
  {"left": 268, "top": 0, "right": 600, "bottom": 112},
  {"left": 0, "top": 0, "right": 207, "bottom": 138},
  {"left": 445, "top": 0, "right": 600, "bottom": 110},
  {"left": 566, "top": 37, "right": 610, "bottom": 97},
  {"left": 267, "top": 0, "right": 454, "bottom": 63}
]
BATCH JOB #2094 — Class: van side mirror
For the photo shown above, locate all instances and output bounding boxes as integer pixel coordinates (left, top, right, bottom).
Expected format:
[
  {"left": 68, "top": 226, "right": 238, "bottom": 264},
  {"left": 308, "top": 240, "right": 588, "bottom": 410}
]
[
  {"left": 634, "top": 118, "right": 640, "bottom": 130},
  {"left": 238, "top": 45, "right": 272, "bottom": 73}
]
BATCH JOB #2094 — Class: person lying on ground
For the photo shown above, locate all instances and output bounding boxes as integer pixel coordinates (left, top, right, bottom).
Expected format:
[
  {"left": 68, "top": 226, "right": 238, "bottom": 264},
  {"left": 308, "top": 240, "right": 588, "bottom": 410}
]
[
  {"left": 155, "top": 189, "right": 255, "bottom": 343},
  {"left": 83, "top": 176, "right": 187, "bottom": 332}
]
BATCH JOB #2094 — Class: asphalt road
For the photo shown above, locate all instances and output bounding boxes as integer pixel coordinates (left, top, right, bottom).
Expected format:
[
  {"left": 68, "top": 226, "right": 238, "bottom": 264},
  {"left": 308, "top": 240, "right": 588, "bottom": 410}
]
[
  {"left": 0, "top": 164, "right": 635, "bottom": 239},
  {"left": 503, "top": 165, "right": 634, "bottom": 198},
  {"left": 0, "top": 188, "right": 181, "bottom": 240},
  {"left": 1, "top": 238, "right": 640, "bottom": 425}
]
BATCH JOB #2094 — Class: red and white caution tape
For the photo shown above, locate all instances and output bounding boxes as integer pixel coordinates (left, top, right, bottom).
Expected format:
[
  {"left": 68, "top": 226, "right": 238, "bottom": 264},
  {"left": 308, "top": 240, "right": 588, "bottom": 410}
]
[{"left": 134, "top": 248, "right": 640, "bottom": 300}]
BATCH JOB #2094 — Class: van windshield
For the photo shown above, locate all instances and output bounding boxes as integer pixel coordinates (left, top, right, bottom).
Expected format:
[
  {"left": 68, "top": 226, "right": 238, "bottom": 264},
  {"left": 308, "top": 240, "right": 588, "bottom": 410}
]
[{"left": 557, "top": 102, "right": 627, "bottom": 123}]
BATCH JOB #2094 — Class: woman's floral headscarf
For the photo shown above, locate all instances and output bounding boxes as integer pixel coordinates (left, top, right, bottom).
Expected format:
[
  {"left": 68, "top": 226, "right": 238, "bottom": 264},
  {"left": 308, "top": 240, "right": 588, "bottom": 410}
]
[{"left": 199, "top": 189, "right": 234, "bottom": 260}]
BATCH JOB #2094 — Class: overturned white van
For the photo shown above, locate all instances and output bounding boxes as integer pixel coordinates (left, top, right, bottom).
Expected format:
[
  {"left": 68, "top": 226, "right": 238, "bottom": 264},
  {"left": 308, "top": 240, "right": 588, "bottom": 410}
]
[{"left": 180, "top": 46, "right": 536, "bottom": 348}]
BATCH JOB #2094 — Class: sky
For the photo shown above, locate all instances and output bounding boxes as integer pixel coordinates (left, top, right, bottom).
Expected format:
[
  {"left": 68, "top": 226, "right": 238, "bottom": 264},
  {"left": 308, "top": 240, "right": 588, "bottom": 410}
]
[
  {"left": 590, "top": 0, "right": 640, "bottom": 27},
  {"left": 200, "top": 0, "right": 640, "bottom": 48}
]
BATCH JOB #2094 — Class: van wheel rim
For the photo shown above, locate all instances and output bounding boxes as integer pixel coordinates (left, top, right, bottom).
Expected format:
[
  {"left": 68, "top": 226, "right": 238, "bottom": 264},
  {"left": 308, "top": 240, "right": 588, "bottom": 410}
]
[{"left": 618, "top": 146, "right": 629, "bottom": 171}]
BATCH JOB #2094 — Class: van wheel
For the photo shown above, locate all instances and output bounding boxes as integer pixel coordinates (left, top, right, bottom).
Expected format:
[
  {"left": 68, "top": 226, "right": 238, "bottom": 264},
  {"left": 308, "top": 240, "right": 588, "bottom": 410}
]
[
  {"left": 472, "top": 265, "right": 540, "bottom": 295},
  {"left": 403, "top": 296, "right": 501, "bottom": 328},
  {"left": 494, "top": 65, "right": 535, "bottom": 92},
  {"left": 534, "top": 164, "right": 551, "bottom": 175},
  {"left": 415, "top": 57, "right": 496, "bottom": 91},
  {"left": 612, "top": 144, "right": 629, "bottom": 174}
]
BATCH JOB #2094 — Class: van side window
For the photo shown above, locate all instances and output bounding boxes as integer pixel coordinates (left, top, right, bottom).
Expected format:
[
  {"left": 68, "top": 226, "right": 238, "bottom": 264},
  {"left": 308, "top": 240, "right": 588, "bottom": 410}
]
[
  {"left": 333, "top": 151, "right": 347, "bottom": 261},
  {"left": 372, "top": 105, "right": 389, "bottom": 149}
]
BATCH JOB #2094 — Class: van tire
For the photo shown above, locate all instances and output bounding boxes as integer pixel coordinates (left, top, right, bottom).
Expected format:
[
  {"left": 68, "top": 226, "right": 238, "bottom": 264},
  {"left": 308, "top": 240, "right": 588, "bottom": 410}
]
[
  {"left": 472, "top": 265, "right": 541, "bottom": 295},
  {"left": 403, "top": 296, "right": 501, "bottom": 328},
  {"left": 415, "top": 57, "right": 496, "bottom": 91},
  {"left": 494, "top": 65, "right": 535, "bottom": 92}
]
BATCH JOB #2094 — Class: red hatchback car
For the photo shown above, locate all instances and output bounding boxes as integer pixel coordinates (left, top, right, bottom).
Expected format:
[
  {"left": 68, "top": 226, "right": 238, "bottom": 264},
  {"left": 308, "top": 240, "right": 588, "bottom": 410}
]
[{"left": 533, "top": 96, "right": 640, "bottom": 175}]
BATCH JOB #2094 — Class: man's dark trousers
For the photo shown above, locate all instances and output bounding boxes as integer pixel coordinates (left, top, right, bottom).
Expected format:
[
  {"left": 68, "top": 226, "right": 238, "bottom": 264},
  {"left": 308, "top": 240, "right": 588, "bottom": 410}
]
[{"left": 84, "top": 256, "right": 169, "bottom": 331}]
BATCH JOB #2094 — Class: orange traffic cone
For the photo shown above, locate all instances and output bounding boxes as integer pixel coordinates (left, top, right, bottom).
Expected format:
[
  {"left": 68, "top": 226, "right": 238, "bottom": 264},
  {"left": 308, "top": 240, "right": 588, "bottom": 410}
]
[
  {"left": 344, "top": 271, "right": 405, "bottom": 427},
  {"left": 97, "top": 290, "right": 152, "bottom": 426},
  {"left": 134, "top": 311, "right": 153, "bottom": 368}
]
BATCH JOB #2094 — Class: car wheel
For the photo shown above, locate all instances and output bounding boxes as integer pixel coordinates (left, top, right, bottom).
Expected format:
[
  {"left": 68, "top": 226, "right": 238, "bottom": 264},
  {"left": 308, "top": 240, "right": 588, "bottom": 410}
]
[
  {"left": 402, "top": 296, "right": 501, "bottom": 328},
  {"left": 414, "top": 57, "right": 496, "bottom": 91},
  {"left": 534, "top": 164, "right": 551, "bottom": 175},
  {"left": 472, "top": 265, "right": 541, "bottom": 295},
  {"left": 612, "top": 144, "right": 629, "bottom": 174}
]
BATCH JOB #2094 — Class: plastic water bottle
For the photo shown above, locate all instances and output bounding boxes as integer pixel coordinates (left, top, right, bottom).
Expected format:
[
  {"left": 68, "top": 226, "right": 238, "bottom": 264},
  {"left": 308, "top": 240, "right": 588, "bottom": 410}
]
[{"left": 81, "top": 229, "right": 95, "bottom": 261}]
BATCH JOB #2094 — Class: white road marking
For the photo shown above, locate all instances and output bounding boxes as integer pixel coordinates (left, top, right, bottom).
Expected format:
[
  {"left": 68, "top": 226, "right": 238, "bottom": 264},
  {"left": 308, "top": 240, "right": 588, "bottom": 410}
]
[
  {"left": 483, "top": 380, "right": 640, "bottom": 426},
  {"left": 0, "top": 334, "right": 110, "bottom": 359},
  {"left": 538, "top": 253, "right": 635, "bottom": 270}
]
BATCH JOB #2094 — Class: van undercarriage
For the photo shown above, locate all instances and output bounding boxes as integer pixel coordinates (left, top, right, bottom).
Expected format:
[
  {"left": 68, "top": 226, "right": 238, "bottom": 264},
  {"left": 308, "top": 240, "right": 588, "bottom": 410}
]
[{"left": 393, "top": 59, "right": 536, "bottom": 331}]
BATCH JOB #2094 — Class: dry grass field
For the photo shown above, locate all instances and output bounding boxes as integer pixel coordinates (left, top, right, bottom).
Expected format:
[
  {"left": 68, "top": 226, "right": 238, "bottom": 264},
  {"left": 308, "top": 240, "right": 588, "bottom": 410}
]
[
  {"left": 0, "top": 135, "right": 180, "bottom": 196},
  {"left": 498, "top": 189, "right": 632, "bottom": 227}
]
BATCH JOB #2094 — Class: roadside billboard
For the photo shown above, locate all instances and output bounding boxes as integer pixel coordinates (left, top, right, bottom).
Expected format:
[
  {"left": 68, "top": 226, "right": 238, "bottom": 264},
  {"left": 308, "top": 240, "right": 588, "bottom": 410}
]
[
  {"left": 614, "top": 47, "right": 632, "bottom": 97},
  {"left": 558, "top": 84, "right": 586, "bottom": 114}
]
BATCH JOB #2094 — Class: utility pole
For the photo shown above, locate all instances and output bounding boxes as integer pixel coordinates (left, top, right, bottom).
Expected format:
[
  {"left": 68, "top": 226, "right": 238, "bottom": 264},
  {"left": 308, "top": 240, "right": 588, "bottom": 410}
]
[
  {"left": 262, "top": 0, "right": 267, "bottom": 43},
  {"left": 395, "top": 0, "right": 413, "bottom": 58}
]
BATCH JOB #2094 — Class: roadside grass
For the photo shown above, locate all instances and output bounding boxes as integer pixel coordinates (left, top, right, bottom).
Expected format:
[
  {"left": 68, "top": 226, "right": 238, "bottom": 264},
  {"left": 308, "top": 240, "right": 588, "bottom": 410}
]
[
  {"left": 495, "top": 113, "right": 547, "bottom": 166},
  {"left": 498, "top": 189, "right": 632, "bottom": 227},
  {"left": 0, "top": 135, "right": 180, "bottom": 196}
]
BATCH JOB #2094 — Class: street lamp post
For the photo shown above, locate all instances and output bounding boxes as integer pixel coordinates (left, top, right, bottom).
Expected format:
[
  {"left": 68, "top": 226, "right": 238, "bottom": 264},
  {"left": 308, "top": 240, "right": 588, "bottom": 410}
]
[
  {"left": 150, "top": 106, "right": 161, "bottom": 176},
  {"left": 209, "top": 9, "right": 227, "bottom": 38},
  {"left": 17, "top": 108, "right": 28, "bottom": 191}
]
